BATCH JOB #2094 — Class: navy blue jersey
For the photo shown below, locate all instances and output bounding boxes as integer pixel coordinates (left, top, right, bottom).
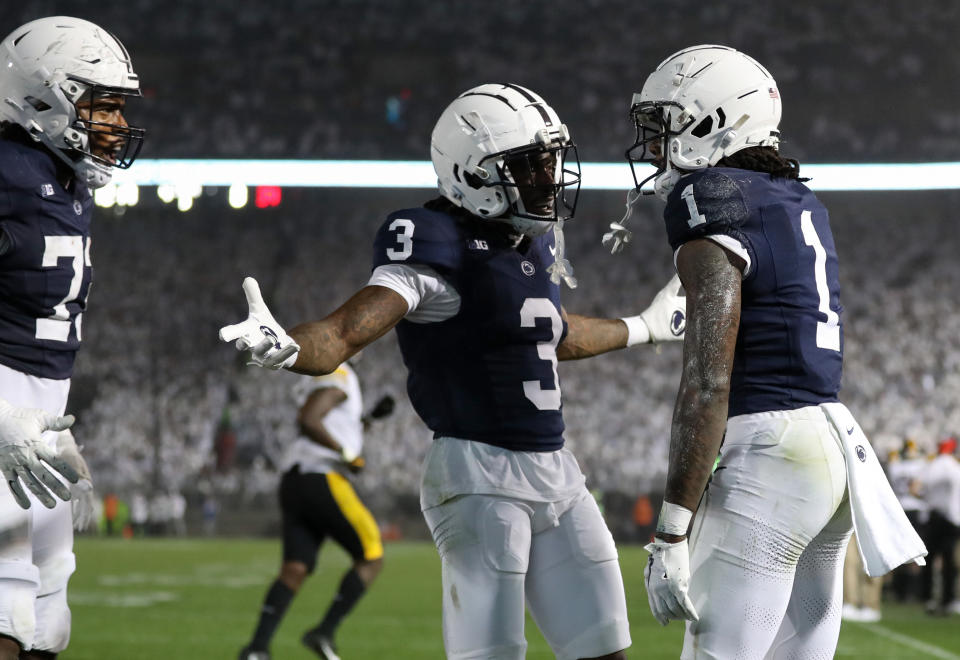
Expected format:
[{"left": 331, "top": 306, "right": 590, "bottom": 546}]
[
  {"left": 372, "top": 207, "right": 567, "bottom": 451},
  {"left": 663, "top": 167, "right": 842, "bottom": 417},
  {"left": 0, "top": 138, "right": 93, "bottom": 380}
]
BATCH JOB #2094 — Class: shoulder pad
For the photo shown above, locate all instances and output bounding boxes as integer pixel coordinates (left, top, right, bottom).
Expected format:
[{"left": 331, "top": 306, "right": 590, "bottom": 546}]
[
  {"left": 372, "top": 207, "right": 464, "bottom": 273},
  {"left": 663, "top": 169, "right": 750, "bottom": 251}
]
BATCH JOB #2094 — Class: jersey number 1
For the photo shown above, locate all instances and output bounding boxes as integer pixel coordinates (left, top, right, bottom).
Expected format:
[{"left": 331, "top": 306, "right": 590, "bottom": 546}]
[{"left": 799, "top": 210, "right": 840, "bottom": 351}]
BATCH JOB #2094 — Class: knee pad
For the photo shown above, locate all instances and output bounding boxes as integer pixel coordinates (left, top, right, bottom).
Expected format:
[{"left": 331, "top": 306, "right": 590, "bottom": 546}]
[
  {"left": 32, "top": 588, "right": 70, "bottom": 654},
  {"left": 0, "top": 561, "right": 40, "bottom": 651}
]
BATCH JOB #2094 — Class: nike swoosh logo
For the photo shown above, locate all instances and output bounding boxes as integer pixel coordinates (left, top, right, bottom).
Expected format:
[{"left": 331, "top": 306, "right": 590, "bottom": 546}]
[
  {"left": 846, "top": 426, "right": 855, "bottom": 435},
  {"left": 548, "top": 245, "right": 557, "bottom": 257}
]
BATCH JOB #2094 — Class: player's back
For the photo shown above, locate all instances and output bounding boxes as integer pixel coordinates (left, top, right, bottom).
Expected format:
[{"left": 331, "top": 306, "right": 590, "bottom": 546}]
[
  {"left": 372, "top": 204, "right": 566, "bottom": 451},
  {"left": 0, "top": 135, "right": 93, "bottom": 379},
  {"left": 664, "top": 167, "right": 842, "bottom": 416}
]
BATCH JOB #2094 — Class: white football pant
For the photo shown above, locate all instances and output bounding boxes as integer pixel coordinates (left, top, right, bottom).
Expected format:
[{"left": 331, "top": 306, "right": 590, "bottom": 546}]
[
  {"left": 682, "top": 405, "right": 853, "bottom": 660},
  {"left": 423, "top": 488, "right": 631, "bottom": 660},
  {"left": 0, "top": 363, "right": 74, "bottom": 653}
]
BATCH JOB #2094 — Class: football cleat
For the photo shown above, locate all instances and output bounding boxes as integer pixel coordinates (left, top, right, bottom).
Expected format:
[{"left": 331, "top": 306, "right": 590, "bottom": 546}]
[{"left": 301, "top": 628, "right": 341, "bottom": 660}]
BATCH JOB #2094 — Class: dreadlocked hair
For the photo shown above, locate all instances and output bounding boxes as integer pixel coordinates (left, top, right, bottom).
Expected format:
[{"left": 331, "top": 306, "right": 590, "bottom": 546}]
[{"left": 716, "top": 146, "right": 808, "bottom": 182}]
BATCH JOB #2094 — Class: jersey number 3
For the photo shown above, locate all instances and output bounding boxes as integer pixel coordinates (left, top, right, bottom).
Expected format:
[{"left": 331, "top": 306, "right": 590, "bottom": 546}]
[
  {"left": 36, "top": 236, "right": 91, "bottom": 343},
  {"left": 520, "top": 298, "right": 562, "bottom": 411}
]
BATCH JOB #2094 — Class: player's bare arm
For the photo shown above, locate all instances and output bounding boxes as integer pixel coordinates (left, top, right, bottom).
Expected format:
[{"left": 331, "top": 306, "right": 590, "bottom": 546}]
[
  {"left": 556, "top": 310, "right": 629, "bottom": 361},
  {"left": 661, "top": 239, "right": 743, "bottom": 537},
  {"left": 557, "top": 274, "right": 687, "bottom": 361},
  {"left": 297, "top": 387, "right": 348, "bottom": 451},
  {"left": 288, "top": 286, "right": 408, "bottom": 375}
]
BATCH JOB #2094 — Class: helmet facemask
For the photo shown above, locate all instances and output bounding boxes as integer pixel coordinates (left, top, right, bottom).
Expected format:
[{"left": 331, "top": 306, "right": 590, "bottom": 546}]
[
  {"left": 625, "top": 99, "right": 691, "bottom": 199},
  {"left": 71, "top": 81, "right": 144, "bottom": 171},
  {"left": 476, "top": 129, "right": 581, "bottom": 237}
]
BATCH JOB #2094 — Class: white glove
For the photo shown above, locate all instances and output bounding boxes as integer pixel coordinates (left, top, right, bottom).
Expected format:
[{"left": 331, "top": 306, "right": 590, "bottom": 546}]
[
  {"left": 0, "top": 398, "right": 79, "bottom": 509},
  {"left": 644, "top": 537, "right": 699, "bottom": 626},
  {"left": 219, "top": 277, "right": 300, "bottom": 370},
  {"left": 56, "top": 430, "right": 97, "bottom": 531},
  {"left": 640, "top": 275, "right": 686, "bottom": 343}
]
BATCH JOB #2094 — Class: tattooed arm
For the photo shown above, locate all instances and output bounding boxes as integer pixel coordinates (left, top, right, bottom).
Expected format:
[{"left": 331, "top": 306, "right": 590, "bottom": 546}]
[
  {"left": 658, "top": 239, "right": 743, "bottom": 541},
  {"left": 287, "top": 286, "right": 408, "bottom": 375}
]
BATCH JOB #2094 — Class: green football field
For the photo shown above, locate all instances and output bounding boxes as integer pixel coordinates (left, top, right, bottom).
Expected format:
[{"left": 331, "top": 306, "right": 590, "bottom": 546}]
[{"left": 64, "top": 538, "right": 959, "bottom": 659}]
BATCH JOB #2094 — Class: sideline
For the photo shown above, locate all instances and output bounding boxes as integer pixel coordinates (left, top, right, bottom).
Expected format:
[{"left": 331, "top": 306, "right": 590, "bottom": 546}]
[{"left": 863, "top": 623, "right": 960, "bottom": 660}]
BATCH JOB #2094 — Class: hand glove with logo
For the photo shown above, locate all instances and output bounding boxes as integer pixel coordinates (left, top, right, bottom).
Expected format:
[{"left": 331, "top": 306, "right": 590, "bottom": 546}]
[
  {"left": 644, "top": 537, "right": 699, "bottom": 626},
  {"left": 641, "top": 275, "right": 686, "bottom": 343},
  {"left": 0, "top": 398, "right": 79, "bottom": 509},
  {"left": 219, "top": 277, "right": 300, "bottom": 370},
  {"left": 622, "top": 275, "right": 686, "bottom": 345},
  {"left": 340, "top": 446, "right": 366, "bottom": 474},
  {"left": 55, "top": 430, "right": 97, "bottom": 531}
]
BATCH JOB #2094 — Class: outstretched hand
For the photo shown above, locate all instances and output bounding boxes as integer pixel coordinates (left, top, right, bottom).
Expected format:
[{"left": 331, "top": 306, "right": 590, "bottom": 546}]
[{"left": 219, "top": 277, "right": 300, "bottom": 370}]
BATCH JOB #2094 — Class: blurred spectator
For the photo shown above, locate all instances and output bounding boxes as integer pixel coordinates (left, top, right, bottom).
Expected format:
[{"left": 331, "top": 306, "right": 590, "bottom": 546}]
[
  {"left": 918, "top": 437, "right": 960, "bottom": 615},
  {"left": 842, "top": 533, "right": 883, "bottom": 622},
  {"left": 887, "top": 440, "right": 929, "bottom": 602}
]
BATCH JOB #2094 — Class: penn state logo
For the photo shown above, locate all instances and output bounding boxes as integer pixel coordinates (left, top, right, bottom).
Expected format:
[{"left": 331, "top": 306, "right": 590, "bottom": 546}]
[
  {"left": 670, "top": 310, "right": 686, "bottom": 336},
  {"left": 73, "top": 200, "right": 83, "bottom": 215},
  {"left": 260, "top": 325, "right": 281, "bottom": 350},
  {"left": 520, "top": 260, "right": 536, "bottom": 276},
  {"left": 855, "top": 445, "right": 867, "bottom": 462}
]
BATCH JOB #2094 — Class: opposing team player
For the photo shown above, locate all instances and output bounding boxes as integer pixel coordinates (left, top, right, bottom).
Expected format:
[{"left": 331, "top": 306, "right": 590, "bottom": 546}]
[
  {"left": 239, "top": 361, "right": 386, "bottom": 660},
  {"left": 612, "top": 45, "right": 925, "bottom": 657},
  {"left": 0, "top": 16, "right": 143, "bottom": 659},
  {"left": 221, "top": 84, "right": 685, "bottom": 660}
]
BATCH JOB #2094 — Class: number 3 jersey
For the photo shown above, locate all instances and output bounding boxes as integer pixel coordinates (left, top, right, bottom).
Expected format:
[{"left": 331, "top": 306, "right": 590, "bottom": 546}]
[
  {"left": 0, "top": 138, "right": 93, "bottom": 380},
  {"left": 663, "top": 167, "right": 843, "bottom": 417},
  {"left": 371, "top": 205, "right": 568, "bottom": 452}
]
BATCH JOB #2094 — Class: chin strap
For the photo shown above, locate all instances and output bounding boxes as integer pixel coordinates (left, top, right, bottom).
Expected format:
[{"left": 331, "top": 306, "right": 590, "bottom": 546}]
[
  {"left": 602, "top": 187, "right": 644, "bottom": 254},
  {"left": 546, "top": 217, "right": 577, "bottom": 289}
]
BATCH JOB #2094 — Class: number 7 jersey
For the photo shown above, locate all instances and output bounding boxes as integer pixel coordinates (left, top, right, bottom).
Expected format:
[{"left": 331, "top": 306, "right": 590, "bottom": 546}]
[
  {"left": 372, "top": 207, "right": 567, "bottom": 452},
  {"left": 663, "top": 167, "right": 843, "bottom": 417}
]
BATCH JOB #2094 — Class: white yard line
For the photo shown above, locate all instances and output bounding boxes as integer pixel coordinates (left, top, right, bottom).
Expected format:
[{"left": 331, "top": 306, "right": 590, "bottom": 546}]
[{"left": 863, "top": 623, "right": 960, "bottom": 660}]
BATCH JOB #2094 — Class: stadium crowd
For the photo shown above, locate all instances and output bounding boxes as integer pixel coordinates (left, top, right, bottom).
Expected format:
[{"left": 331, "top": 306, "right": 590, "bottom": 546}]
[{"left": 9, "top": 0, "right": 960, "bottom": 162}]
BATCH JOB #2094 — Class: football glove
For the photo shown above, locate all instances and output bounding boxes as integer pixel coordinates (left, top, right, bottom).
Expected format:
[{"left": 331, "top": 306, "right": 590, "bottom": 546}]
[
  {"left": 640, "top": 275, "right": 686, "bottom": 343},
  {"left": 0, "top": 398, "right": 79, "bottom": 509},
  {"left": 219, "top": 277, "right": 300, "bottom": 370},
  {"left": 55, "top": 430, "right": 97, "bottom": 531},
  {"left": 644, "top": 537, "right": 699, "bottom": 626},
  {"left": 340, "top": 446, "right": 365, "bottom": 474}
]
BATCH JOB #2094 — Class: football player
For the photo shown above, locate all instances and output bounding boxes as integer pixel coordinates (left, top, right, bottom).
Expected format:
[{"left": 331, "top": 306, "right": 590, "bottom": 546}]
[
  {"left": 0, "top": 16, "right": 143, "bottom": 660},
  {"left": 239, "top": 361, "right": 386, "bottom": 660},
  {"left": 220, "top": 84, "right": 685, "bottom": 660},
  {"left": 617, "top": 45, "right": 912, "bottom": 658}
]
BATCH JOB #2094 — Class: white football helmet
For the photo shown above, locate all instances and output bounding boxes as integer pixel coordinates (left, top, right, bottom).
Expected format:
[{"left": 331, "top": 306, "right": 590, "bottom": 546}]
[
  {"left": 0, "top": 16, "right": 144, "bottom": 189},
  {"left": 627, "top": 45, "right": 781, "bottom": 199},
  {"left": 430, "top": 83, "right": 580, "bottom": 237}
]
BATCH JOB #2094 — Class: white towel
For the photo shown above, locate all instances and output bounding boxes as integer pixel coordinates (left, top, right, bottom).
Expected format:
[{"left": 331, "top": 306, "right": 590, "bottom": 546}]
[{"left": 820, "top": 402, "right": 927, "bottom": 577}]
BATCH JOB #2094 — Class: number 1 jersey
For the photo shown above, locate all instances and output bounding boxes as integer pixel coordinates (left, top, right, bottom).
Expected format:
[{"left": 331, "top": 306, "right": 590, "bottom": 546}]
[
  {"left": 372, "top": 207, "right": 567, "bottom": 452},
  {"left": 0, "top": 138, "right": 93, "bottom": 380},
  {"left": 663, "top": 167, "right": 843, "bottom": 417}
]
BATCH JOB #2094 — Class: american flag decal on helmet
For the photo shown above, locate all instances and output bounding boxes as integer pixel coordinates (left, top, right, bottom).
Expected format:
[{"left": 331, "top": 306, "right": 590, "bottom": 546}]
[{"left": 769, "top": 87, "right": 779, "bottom": 99}]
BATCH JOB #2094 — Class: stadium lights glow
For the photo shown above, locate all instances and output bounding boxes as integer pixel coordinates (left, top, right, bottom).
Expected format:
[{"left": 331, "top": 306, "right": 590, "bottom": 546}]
[
  {"left": 109, "top": 159, "right": 960, "bottom": 192},
  {"left": 228, "top": 183, "right": 248, "bottom": 209}
]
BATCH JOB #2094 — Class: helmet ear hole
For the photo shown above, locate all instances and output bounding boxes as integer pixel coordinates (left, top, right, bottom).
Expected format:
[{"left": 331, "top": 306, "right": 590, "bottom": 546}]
[
  {"left": 691, "top": 115, "right": 713, "bottom": 138},
  {"left": 463, "top": 170, "right": 485, "bottom": 190}
]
